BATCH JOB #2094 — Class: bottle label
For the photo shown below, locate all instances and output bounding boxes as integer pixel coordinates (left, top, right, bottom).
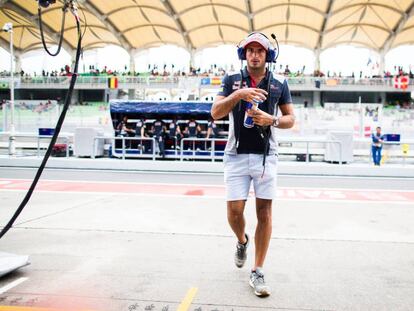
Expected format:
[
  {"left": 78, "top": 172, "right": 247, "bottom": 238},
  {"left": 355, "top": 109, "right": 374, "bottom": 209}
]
[{"left": 243, "top": 99, "right": 260, "bottom": 128}]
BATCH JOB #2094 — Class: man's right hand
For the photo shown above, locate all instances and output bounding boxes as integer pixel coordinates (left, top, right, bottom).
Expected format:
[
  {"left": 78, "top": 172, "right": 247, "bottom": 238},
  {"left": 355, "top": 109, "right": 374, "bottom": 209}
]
[{"left": 236, "top": 88, "right": 268, "bottom": 103}]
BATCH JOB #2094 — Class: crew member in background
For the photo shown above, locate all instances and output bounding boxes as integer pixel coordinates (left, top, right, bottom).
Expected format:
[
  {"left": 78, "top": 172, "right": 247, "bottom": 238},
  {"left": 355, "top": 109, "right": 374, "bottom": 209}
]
[
  {"left": 135, "top": 118, "right": 146, "bottom": 138},
  {"left": 185, "top": 118, "right": 202, "bottom": 138},
  {"left": 135, "top": 118, "right": 147, "bottom": 152},
  {"left": 116, "top": 116, "right": 135, "bottom": 137},
  {"left": 167, "top": 117, "right": 182, "bottom": 150},
  {"left": 184, "top": 118, "right": 202, "bottom": 150},
  {"left": 153, "top": 118, "right": 166, "bottom": 157},
  {"left": 206, "top": 117, "right": 222, "bottom": 139},
  {"left": 371, "top": 126, "right": 385, "bottom": 166},
  {"left": 116, "top": 116, "right": 135, "bottom": 148}
]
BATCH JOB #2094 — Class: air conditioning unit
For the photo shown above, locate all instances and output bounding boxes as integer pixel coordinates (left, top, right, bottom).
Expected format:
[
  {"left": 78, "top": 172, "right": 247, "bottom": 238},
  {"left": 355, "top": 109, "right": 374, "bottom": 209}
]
[{"left": 74, "top": 127, "right": 104, "bottom": 157}]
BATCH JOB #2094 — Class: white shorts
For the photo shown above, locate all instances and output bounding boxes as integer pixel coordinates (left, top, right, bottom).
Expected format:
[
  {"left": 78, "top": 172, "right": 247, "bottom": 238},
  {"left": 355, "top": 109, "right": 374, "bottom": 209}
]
[{"left": 223, "top": 153, "right": 278, "bottom": 201}]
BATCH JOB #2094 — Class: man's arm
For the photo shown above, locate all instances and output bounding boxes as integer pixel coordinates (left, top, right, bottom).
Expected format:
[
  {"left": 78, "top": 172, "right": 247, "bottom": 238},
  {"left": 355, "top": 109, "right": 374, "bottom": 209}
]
[
  {"left": 277, "top": 103, "right": 295, "bottom": 129},
  {"left": 206, "top": 127, "right": 212, "bottom": 139},
  {"left": 249, "top": 103, "right": 295, "bottom": 129},
  {"left": 211, "top": 88, "right": 268, "bottom": 120}
]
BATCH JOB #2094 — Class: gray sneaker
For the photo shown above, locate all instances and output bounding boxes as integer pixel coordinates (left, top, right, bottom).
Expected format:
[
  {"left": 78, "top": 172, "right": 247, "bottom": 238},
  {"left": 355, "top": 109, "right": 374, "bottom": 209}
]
[
  {"left": 234, "top": 234, "right": 249, "bottom": 268},
  {"left": 249, "top": 268, "right": 271, "bottom": 297}
]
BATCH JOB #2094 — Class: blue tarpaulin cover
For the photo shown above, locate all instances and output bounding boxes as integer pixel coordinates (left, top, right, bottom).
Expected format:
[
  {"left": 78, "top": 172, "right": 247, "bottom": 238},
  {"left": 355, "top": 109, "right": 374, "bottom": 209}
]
[{"left": 110, "top": 100, "right": 213, "bottom": 117}]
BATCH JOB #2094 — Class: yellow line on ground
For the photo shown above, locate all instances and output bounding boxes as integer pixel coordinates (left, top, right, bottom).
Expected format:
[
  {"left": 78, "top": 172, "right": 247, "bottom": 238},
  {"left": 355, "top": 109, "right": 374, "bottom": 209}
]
[
  {"left": 0, "top": 307, "right": 92, "bottom": 311},
  {"left": 0, "top": 308, "right": 56, "bottom": 311},
  {"left": 176, "top": 287, "right": 198, "bottom": 311}
]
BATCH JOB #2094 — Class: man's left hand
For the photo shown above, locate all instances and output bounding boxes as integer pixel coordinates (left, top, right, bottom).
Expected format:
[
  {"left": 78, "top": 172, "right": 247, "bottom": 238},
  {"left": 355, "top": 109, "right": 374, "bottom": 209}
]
[{"left": 247, "top": 108, "right": 273, "bottom": 126}]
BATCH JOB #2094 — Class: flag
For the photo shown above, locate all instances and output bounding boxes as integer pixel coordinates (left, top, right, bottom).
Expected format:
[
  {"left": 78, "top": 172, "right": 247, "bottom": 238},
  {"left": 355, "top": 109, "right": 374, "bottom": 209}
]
[
  {"left": 394, "top": 76, "right": 409, "bottom": 89},
  {"left": 210, "top": 77, "right": 222, "bottom": 85},
  {"left": 108, "top": 77, "right": 118, "bottom": 89}
]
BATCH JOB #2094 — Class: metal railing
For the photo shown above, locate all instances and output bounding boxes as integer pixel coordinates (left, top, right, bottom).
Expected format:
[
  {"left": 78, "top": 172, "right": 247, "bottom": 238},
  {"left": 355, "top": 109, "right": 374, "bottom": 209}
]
[
  {"left": 108, "top": 136, "right": 157, "bottom": 160},
  {"left": 278, "top": 138, "right": 343, "bottom": 164},
  {"left": 179, "top": 137, "right": 227, "bottom": 161},
  {"left": 1, "top": 75, "right": 413, "bottom": 88},
  {"left": 0, "top": 133, "right": 71, "bottom": 157}
]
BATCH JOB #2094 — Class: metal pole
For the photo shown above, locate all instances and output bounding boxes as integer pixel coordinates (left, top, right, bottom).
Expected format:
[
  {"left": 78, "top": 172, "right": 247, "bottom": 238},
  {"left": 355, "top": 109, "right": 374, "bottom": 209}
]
[
  {"left": 180, "top": 138, "right": 184, "bottom": 161},
  {"left": 92, "top": 137, "right": 96, "bottom": 159},
  {"left": 358, "top": 96, "right": 363, "bottom": 138},
  {"left": 8, "top": 24, "right": 15, "bottom": 155},
  {"left": 1, "top": 102, "right": 6, "bottom": 132},
  {"left": 152, "top": 138, "right": 155, "bottom": 160},
  {"left": 122, "top": 137, "right": 125, "bottom": 160},
  {"left": 212, "top": 139, "right": 215, "bottom": 162}
]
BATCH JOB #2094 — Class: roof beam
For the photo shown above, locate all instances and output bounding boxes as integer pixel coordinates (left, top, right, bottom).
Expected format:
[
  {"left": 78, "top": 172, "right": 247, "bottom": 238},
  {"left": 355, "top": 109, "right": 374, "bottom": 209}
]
[
  {"left": 160, "top": 0, "right": 194, "bottom": 50},
  {"left": 316, "top": 0, "right": 334, "bottom": 50},
  {"left": 259, "top": 22, "right": 320, "bottom": 34},
  {"left": 325, "top": 23, "right": 391, "bottom": 35},
  {"left": 122, "top": 24, "right": 180, "bottom": 35},
  {"left": 105, "top": 5, "right": 168, "bottom": 17},
  {"left": 178, "top": 3, "right": 246, "bottom": 18},
  {"left": 76, "top": 0, "right": 133, "bottom": 51},
  {"left": 245, "top": 0, "right": 253, "bottom": 32},
  {"left": 324, "top": 40, "right": 377, "bottom": 51},
  {"left": 255, "top": 3, "right": 325, "bottom": 17},
  {"left": 380, "top": 1, "right": 414, "bottom": 53},
  {"left": 0, "top": 36, "right": 21, "bottom": 56},
  {"left": 332, "top": 3, "right": 403, "bottom": 15},
  {"left": 187, "top": 23, "right": 248, "bottom": 35},
  {"left": 2, "top": 1, "right": 74, "bottom": 53}
]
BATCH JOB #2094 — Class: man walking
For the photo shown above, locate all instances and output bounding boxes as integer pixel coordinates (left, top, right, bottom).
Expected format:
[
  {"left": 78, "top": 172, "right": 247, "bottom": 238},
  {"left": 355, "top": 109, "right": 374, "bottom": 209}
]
[
  {"left": 371, "top": 126, "right": 385, "bottom": 166},
  {"left": 211, "top": 32, "right": 295, "bottom": 297}
]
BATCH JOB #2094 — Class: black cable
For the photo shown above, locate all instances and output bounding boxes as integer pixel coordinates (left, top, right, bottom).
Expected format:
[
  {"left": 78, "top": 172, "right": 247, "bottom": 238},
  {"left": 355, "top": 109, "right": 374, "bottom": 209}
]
[
  {"left": 38, "top": 3, "right": 67, "bottom": 57},
  {"left": 0, "top": 11, "right": 82, "bottom": 240}
]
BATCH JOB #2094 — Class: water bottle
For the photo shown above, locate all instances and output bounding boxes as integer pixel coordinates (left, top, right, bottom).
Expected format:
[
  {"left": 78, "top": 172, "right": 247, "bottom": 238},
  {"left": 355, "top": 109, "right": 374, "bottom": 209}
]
[{"left": 244, "top": 99, "right": 261, "bottom": 128}]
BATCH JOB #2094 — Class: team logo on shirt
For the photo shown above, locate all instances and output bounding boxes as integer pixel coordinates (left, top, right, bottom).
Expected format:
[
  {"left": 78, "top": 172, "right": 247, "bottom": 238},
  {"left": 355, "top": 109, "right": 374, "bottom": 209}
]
[{"left": 232, "top": 81, "right": 248, "bottom": 90}]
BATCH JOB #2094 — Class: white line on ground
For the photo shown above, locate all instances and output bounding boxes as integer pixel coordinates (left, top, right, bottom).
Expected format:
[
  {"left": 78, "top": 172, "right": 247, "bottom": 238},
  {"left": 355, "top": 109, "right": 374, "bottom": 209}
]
[{"left": 0, "top": 277, "right": 28, "bottom": 294}]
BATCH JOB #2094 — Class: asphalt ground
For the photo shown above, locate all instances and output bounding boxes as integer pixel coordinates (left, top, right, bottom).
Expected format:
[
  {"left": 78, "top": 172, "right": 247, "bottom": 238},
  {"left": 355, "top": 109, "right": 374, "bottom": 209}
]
[{"left": 0, "top": 168, "right": 413, "bottom": 311}]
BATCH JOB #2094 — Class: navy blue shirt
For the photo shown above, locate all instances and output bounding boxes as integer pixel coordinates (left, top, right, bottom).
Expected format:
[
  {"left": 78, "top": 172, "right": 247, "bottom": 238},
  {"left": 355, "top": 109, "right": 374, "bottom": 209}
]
[
  {"left": 153, "top": 120, "right": 164, "bottom": 136},
  {"left": 187, "top": 121, "right": 198, "bottom": 137},
  {"left": 372, "top": 133, "right": 385, "bottom": 147},
  {"left": 217, "top": 67, "right": 292, "bottom": 154}
]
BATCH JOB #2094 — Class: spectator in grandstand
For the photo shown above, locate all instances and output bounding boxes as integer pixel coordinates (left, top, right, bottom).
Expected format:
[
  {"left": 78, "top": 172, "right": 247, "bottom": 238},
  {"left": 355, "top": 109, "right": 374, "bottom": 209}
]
[
  {"left": 152, "top": 118, "right": 166, "bottom": 157},
  {"left": 167, "top": 117, "right": 182, "bottom": 149},
  {"left": 371, "top": 126, "right": 385, "bottom": 166},
  {"left": 211, "top": 32, "right": 295, "bottom": 297}
]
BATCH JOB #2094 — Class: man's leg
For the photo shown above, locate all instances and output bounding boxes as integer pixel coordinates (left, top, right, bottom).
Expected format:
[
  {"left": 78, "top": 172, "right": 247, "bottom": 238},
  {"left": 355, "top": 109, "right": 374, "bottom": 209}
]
[
  {"left": 378, "top": 147, "right": 382, "bottom": 165},
  {"left": 254, "top": 198, "right": 272, "bottom": 270},
  {"left": 227, "top": 200, "right": 247, "bottom": 244},
  {"left": 372, "top": 146, "right": 377, "bottom": 164}
]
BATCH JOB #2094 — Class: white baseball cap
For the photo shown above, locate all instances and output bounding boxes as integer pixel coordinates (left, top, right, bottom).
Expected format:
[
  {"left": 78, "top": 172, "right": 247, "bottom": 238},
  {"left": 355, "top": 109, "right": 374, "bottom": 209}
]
[{"left": 241, "top": 33, "right": 270, "bottom": 51}]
